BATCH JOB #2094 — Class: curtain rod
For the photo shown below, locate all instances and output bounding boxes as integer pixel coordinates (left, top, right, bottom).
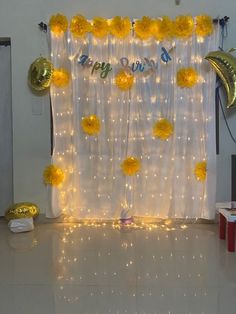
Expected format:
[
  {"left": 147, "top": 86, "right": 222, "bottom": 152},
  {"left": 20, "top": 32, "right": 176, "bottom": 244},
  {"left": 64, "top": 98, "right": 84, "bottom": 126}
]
[
  {"left": 213, "top": 16, "right": 229, "bottom": 25},
  {"left": 38, "top": 16, "right": 230, "bottom": 33},
  {"left": 0, "top": 38, "right": 11, "bottom": 46}
]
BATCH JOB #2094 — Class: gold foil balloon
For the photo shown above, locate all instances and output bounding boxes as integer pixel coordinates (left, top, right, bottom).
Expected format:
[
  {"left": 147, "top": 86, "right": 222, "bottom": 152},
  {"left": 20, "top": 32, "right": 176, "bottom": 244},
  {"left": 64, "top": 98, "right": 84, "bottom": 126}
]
[
  {"left": 5, "top": 202, "right": 40, "bottom": 221},
  {"left": 28, "top": 57, "right": 54, "bottom": 91},
  {"left": 205, "top": 50, "right": 236, "bottom": 108}
]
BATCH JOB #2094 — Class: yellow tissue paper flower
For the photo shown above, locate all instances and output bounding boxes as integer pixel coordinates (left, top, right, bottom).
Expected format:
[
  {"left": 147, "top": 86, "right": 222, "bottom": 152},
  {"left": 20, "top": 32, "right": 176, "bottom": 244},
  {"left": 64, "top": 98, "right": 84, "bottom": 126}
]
[
  {"left": 152, "top": 16, "right": 174, "bottom": 41},
  {"left": 52, "top": 68, "right": 70, "bottom": 88},
  {"left": 153, "top": 118, "right": 174, "bottom": 140},
  {"left": 176, "top": 67, "right": 198, "bottom": 88},
  {"left": 81, "top": 115, "right": 100, "bottom": 136},
  {"left": 135, "top": 16, "right": 153, "bottom": 40},
  {"left": 195, "top": 15, "right": 213, "bottom": 37},
  {"left": 70, "top": 14, "right": 92, "bottom": 38},
  {"left": 174, "top": 15, "right": 194, "bottom": 38},
  {"left": 43, "top": 165, "right": 65, "bottom": 186},
  {"left": 92, "top": 17, "right": 109, "bottom": 38},
  {"left": 115, "top": 70, "right": 134, "bottom": 91},
  {"left": 109, "top": 16, "right": 131, "bottom": 39},
  {"left": 194, "top": 161, "right": 207, "bottom": 181},
  {"left": 49, "top": 14, "right": 68, "bottom": 36},
  {"left": 121, "top": 157, "right": 141, "bottom": 176}
]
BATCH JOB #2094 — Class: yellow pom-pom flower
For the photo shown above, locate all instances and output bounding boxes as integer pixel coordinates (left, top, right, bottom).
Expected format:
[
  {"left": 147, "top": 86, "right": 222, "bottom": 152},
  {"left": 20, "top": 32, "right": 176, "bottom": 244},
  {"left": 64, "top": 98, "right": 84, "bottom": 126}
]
[
  {"left": 135, "top": 16, "right": 153, "bottom": 40},
  {"left": 176, "top": 67, "right": 198, "bottom": 88},
  {"left": 115, "top": 70, "right": 134, "bottom": 91},
  {"left": 70, "top": 14, "right": 91, "bottom": 38},
  {"left": 52, "top": 68, "right": 70, "bottom": 88},
  {"left": 43, "top": 165, "right": 65, "bottom": 186},
  {"left": 81, "top": 115, "right": 100, "bottom": 136},
  {"left": 153, "top": 118, "right": 174, "bottom": 140},
  {"left": 92, "top": 17, "right": 109, "bottom": 38},
  {"left": 109, "top": 16, "right": 131, "bottom": 39},
  {"left": 121, "top": 157, "right": 141, "bottom": 176},
  {"left": 195, "top": 15, "right": 213, "bottom": 37},
  {"left": 152, "top": 16, "right": 174, "bottom": 41},
  {"left": 194, "top": 161, "right": 207, "bottom": 181},
  {"left": 49, "top": 14, "right": 68, "bottom": 36},
  {"left": 174, "top": 15, "right": 194, "bottom": 38}
]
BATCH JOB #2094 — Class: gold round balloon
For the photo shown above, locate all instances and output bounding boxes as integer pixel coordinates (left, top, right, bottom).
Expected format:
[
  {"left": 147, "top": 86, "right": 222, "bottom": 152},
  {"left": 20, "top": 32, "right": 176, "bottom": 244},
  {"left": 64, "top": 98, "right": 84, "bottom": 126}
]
[
  {"left": 205, "top": 50, "right": 236, "bottom": 108},
  {"left": 28, "top": 57, "right": 54, "bottom": 91},
  {"left": 5, "top": 202, "right": 40, "bottom": 221}
]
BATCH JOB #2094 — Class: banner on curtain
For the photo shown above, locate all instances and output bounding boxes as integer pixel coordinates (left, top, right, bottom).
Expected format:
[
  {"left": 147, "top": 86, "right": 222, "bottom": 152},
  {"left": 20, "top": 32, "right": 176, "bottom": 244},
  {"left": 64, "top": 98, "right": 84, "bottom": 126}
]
[{"left": 77, "top": 47, "right": 172, "bottom": 79}]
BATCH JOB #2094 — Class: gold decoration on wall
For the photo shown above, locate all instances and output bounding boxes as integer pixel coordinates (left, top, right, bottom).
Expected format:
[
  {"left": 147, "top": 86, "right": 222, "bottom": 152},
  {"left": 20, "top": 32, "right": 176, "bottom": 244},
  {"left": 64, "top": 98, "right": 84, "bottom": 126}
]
[
  {"left": 153, "top": 118, "right": 174, "bottom": 140},
  {"left": 176, "top": 67, "right": 199, "bottom": 88},
  {"left": 195, "top": 15, "right": 213, "bottom": 37},
  {"left": 48, "top": 13, "right": 215, "bottom": 41},
  {"left": 43, "top": 165, "right": 65, "bottom": 186},
  {"left": 205, "top": 50, "right": 236, "bottom": 108},
  {"left": 121, "top": 157, "right": 141, "bottom": 176},
  {"left": 109, "top": 16, "right": 131, "bottom": 39},
  {"left": 28, "top": 57, "right": 54, "bottom": 91},
  {"left": 115, "top": 70, "right": 134, "bottom": 91},
  {"left": 135, "top": 16, "right": 153, "bottom": 40},
  {"left": 194, "top": 161, "right": 207, "bottom": 181},
  {"left": 92, "top": 17, "right": 109, "bottom": 38},
  {"left": 52, "top": 68, "right": 70, "bottom": 88},
  {"left": 70, "top": 14, "right": 92, "bottom": 38},
  {"left": 151, "top": 16, "right": 174, "bottom": 41},
  {"left": 174, "top": 15, "right": 194, "bottom": 39},
  {"left": 49, "top": 13, "right": 68, "bottom": 36},
  {"left": 81, "top": 115, "right": 101, "bottom": 136}
]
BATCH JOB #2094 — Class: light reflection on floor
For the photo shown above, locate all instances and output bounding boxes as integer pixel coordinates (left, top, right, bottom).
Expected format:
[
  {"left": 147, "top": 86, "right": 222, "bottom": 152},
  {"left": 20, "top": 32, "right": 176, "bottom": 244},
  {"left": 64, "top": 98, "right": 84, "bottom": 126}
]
[{"left": 1, "top": 220, "right": 236, "bottom": 314}]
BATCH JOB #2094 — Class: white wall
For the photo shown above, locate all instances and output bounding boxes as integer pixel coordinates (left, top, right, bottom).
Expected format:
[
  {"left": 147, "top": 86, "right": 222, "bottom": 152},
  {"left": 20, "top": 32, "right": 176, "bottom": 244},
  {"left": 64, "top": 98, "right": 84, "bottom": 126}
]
[{"left": 0, "top": 0, "right": 235, "bottom": 213}]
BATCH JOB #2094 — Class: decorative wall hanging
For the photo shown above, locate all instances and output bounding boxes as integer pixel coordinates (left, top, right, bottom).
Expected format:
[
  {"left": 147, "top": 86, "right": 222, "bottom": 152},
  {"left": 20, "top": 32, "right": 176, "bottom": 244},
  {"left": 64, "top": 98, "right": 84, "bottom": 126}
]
[
  {"left": 47, "top": 14, "right": 219, "bottom": 220},
  {"left": 28, "top": 57, "right": 53, "bottom": 91}
]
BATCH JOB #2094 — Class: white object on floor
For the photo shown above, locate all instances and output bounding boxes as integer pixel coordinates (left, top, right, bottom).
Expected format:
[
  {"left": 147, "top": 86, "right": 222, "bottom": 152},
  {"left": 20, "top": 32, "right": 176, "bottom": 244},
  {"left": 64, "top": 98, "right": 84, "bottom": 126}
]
[
  {"left": 8, "top": 218, "right": 34, "bottom": 233},
  {"left": 216, "top": 202, "right": 236, "bottom": 209}
]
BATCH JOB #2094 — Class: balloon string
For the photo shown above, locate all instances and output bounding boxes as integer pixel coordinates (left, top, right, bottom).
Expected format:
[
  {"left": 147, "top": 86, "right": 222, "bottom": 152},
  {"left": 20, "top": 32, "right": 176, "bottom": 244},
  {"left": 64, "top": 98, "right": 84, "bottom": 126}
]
[{"left": 216, "top": 84, "right": 236, "bottom": 145}]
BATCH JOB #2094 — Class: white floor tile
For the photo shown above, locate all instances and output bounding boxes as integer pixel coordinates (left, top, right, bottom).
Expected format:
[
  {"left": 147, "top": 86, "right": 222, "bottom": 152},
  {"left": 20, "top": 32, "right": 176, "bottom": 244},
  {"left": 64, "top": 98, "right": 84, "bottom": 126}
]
[{"left": 1, "top": 221, "right": 236, "bottom": 313}]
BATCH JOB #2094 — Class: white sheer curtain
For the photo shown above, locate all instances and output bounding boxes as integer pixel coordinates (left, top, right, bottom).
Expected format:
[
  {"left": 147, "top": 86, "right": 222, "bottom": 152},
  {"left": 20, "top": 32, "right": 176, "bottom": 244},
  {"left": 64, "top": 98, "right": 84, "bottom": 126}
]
[{"left": 48, "top": 20, "right": 219, "bottom": 220}]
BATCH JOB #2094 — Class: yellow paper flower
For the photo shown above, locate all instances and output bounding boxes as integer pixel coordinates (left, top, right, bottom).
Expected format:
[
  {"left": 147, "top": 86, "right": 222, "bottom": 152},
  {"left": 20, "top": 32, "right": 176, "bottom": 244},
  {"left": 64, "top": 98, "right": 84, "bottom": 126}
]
[
  {"left": 195, "top": 15, "right": 213, "bottom": 37},
  {"left": 109, "top": 16, "right": 131, "bottom": 39},
  {"left": 92, "top": 17, "right": 109, "bottom": 38},
  {"left": 194, "top": 161, "right": 207, "bottom": 181},
  {"left": 49, "top": 14, "right": 68, "bottom": 36},
  {"left": 43, "top": 165, "right": 65, "bottom": 186},
  {"left": 153, "top": 118, "right": 174, "bottom": 140},
  {"left": 174, "top": 15, "right": 194, "bottom": 38},
  {"left": 121, "top": 157, "right": 141, "bottom": 176},
  {"left": 52, "top": 68, "right": 70, "bottom": 87},
  {"left": 176, "top": 67, "right": 198, "bottom": 88},
  {"left": 81, "top": 115, "right": 100, "bottom": 136},
  {"left": 152, "top": 16, "right": 174, "bottom": 41},
  {"left": 135, "top": 16, "right": 153, "bottom": 40},
  {"left": 70, "top": 14, "right": 92, "bottom": 38},
  {"left": 115, "top": 70, "right": 134, "bottom": 91}
]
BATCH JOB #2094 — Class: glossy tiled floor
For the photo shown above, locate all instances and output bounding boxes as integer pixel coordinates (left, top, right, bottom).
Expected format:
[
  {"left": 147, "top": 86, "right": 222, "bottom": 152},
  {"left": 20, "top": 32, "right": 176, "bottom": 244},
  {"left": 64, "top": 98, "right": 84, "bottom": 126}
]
[{"left": 1, "top": 220, "right": 236, "bottom": 314}]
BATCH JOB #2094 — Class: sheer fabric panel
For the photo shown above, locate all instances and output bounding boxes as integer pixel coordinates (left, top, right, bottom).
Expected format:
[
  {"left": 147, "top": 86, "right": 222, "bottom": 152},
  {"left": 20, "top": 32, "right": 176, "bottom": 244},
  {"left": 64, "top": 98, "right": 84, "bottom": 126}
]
[{"left": 48, "top": 22, "right": 219, "bottom": 220}]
